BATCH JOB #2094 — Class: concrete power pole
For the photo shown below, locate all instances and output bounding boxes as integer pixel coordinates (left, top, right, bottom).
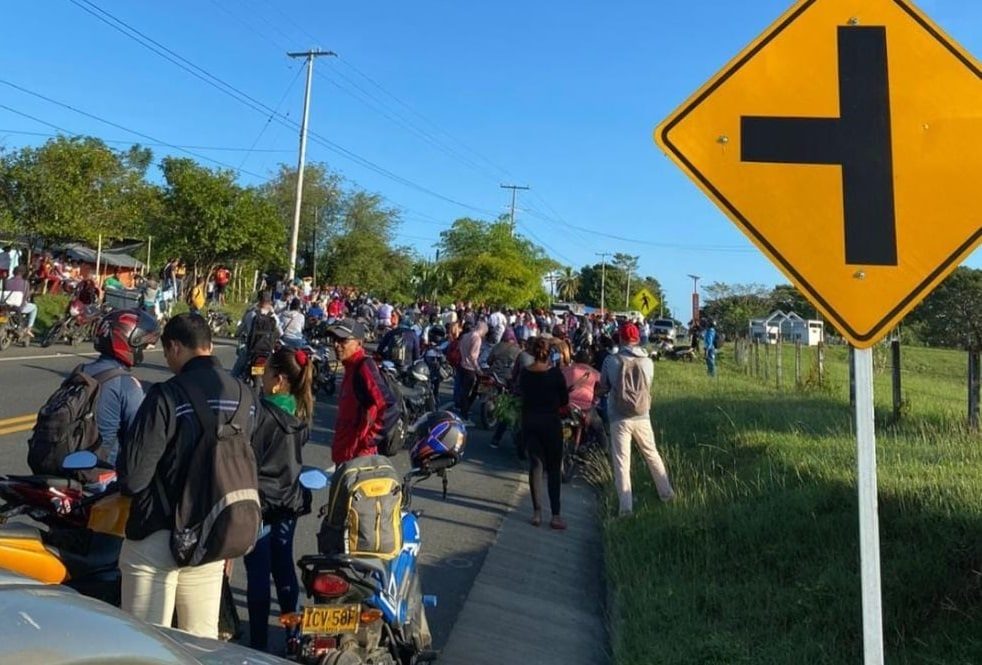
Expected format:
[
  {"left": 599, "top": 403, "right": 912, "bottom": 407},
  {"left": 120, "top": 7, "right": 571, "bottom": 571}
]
[
  {"left": 286, "top": 48, "right": 335, "bottom": 282},
  {"left": 500, "top": 184, "right": 530, "bottom": 234},
  {"left": 596, "top": 252, "right": 609, "bottom": 315}
]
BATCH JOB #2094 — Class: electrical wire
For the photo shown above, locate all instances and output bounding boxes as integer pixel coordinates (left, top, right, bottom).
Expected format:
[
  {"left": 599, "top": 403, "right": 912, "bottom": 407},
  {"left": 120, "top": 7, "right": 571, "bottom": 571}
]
[{"left": 0, "top": 125, "right": 293, "bottom": 153}]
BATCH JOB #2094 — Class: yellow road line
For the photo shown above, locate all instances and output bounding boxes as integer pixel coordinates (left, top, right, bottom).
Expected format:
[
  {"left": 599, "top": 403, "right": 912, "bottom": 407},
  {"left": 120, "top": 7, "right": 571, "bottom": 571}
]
[{"left": 0, "top": 414, "right": 37, "bottom": 436}]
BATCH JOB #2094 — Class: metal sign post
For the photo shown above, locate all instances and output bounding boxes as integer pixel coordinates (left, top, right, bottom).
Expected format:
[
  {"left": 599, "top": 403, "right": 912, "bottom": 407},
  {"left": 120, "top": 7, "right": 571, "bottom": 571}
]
[{"left": 853, "top": 347, "right": 884, "bottom": 665}]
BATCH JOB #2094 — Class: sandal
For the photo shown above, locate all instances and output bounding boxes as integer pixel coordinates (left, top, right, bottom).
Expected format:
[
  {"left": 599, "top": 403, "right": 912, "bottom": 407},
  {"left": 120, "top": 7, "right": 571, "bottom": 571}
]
[
  {"left": 550, "top": 516, "right": 567, "bottom": 530},
  {"left": 530, "top": 511, "right": 542, "bottom": 527}
]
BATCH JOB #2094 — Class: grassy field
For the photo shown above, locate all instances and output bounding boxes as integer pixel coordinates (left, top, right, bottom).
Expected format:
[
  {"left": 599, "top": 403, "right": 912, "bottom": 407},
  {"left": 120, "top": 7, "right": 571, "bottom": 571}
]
[
  {"left": 32, "top": 295, "right": 248, "bottom": 335},
  {"left": 602, "top": 344, "right": 982, "bottom": 664}
]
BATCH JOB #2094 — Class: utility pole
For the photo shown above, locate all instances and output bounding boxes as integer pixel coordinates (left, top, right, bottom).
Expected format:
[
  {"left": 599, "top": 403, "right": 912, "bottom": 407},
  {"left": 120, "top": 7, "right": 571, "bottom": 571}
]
[
  {"left": 687, "top": 273, "right": 701, "bottom": 326},
  {"left": 500, "top": 184, "right": 530, "bottom": 234},
  {"left": 596, "top": 252, "right": 609, "bottom": 315},
  {"left": 286, "top": 48, "right": 336, "bottom": 282},
  {"left": 311, "top": 205, "right": 319, "bottom": 285}
]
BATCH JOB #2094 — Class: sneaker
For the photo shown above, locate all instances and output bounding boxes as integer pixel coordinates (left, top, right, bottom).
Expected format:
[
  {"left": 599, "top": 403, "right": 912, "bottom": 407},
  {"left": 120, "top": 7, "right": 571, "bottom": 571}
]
[{"left": 549, "top": 516, "right": 567, "bottom": 530}]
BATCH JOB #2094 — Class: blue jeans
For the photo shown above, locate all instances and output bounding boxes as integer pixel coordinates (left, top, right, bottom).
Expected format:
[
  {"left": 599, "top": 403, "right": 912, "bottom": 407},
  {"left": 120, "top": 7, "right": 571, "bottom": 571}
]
[
  {"left": 244, "top": 519, "right": 299, "bottom": 652},
  {"left": 706, "top": 348, "right": 717, "bottom": 376}
]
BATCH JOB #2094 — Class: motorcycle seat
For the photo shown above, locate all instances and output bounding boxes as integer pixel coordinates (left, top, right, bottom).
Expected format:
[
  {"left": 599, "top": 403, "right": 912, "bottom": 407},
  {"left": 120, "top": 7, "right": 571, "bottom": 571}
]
[
  {"left": 44, "top": 529, "right": 122, "bottom": 575},
  {"left": 302, "top": 553, "right": 389, "bottom": 577},
  {"left": 0, "top": 522, "right": 43, "bottom": 541},
  {"left": 5, "top": 475, "right": 85, "bottom": 491}
]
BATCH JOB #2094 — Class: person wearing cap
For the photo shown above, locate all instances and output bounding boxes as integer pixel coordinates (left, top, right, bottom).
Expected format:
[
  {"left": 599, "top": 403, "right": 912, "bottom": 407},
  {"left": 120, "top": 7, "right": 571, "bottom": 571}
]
[
  {"left": 326, "top": 318, "right": 387, "bottom": 464},
  {"left": 599, "top": 321, "right": 675, "bottom": 515}
]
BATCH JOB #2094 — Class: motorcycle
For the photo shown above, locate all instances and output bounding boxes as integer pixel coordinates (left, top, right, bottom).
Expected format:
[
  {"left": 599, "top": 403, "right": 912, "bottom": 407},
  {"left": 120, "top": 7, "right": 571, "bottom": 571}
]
[
  {"left": 560, "top": 404, "right": 604, "bottom": 483},
  {"left": 657, "top": 341, "right": 697, "bottom": 362},
  {"left": 0, "top": 451, "right": 125, "bottom": 605},
  {"left": 40, "top": 299, "right": 106, "bottom": 348},
  {"left": 0, "top": 304, "right": 31, "bottom": 350},
  {"left": 311, "top": 342, "right": 338, "bottom": 398},
  {"left": 206, "top": 309, "right": 232, "bottom": 338},
  {"left": 475, "top": 371, "right": 508, "bottom": 431},
  {"left": 283, "top": 464, "right": 445, "bottom": 665},
  {"left": 380, "top": 359, "right": 435, "bottom": 425}
]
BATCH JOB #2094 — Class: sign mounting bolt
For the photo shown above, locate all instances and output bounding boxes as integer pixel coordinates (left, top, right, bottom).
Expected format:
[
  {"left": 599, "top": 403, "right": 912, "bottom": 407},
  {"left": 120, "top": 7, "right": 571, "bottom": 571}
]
[
  {"left": 853, "top": 270, "right": 866, "bottom": 280},
  {"left": 847, "top": 17, "right": 860, "bottom": 26},
  {"left": 717, "top": 135, "right": 729, "bottom": 145}
]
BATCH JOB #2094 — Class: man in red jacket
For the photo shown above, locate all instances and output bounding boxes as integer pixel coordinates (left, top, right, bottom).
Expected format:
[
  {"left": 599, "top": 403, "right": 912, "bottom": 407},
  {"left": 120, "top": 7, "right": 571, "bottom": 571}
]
[{"left": 326, "top": 318, "right": 386, "bottom": 465}]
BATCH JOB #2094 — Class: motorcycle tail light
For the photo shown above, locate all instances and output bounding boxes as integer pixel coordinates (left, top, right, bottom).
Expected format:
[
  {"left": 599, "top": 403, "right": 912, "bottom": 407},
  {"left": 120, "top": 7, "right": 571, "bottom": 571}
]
[
  {"left": 360, "top": 608, "right": 383, "bottom": 624},
  {"left": 279, "top": 612, "right": 302, "bottom": 628},
  {"left": 311, "top": 573, "right": 350, "bottom": 597}
]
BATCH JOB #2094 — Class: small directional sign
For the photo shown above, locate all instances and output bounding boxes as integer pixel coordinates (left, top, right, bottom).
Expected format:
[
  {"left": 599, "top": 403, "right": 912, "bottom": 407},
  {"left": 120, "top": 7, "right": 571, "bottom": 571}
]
[
  {"left": 654, "top": 0, "right": 981, "bottom": 348},
  {"left": 631, "top": 287, "right": 659, "bottom": 316}
]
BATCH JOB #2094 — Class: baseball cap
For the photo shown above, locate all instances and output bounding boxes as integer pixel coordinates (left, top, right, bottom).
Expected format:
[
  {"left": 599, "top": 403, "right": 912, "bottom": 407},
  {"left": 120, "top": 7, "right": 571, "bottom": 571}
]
[
  {"left": 620, "top": 322, "right": 641, "bottom": 344},
  {"left": 326, "top": 318, "right": 366, "bottom": 341}
]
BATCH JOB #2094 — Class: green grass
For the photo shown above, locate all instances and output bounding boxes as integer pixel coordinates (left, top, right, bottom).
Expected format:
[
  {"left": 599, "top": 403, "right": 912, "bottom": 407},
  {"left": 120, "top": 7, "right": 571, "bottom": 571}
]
[{"left": 603, "top": 346, "right": 982, "bottom": 664}]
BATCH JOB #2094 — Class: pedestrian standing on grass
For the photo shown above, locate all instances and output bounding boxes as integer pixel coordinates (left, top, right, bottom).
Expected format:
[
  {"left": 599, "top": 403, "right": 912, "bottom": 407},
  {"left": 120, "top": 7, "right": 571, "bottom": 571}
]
[
  {"left": 244, "top": 347, "right": 313, "bottom": 652},
  {"left": 519, "top": 336, "right": 569, "bottom": 530},
  {"left": 600, "top": 322, "right": 675, "bottom": 516},
  {"left": 703, "top": 320, "right": 718, "bottom": 377}
]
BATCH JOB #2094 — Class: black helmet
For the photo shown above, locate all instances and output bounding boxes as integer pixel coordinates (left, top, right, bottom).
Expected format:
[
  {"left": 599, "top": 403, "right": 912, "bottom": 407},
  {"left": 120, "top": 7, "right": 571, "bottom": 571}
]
[
  {"left": 93, "top": 309, "right": 160, "bottom": 367},
  {"left": 428, "top": 325, "right": 446, "bottom": 344},
  {"left": 409, "top": 411, "right": 467, "bottom": 471}
]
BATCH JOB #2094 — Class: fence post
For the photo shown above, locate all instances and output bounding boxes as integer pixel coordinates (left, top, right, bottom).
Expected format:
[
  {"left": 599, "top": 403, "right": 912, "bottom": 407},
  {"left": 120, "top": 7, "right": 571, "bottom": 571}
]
[
  {"left": 795, "top": 341, "right": 802, "bottom": 387},
  {"left": 776, "top": 336, "right": 783, "bottom": 389},
  {"left": 763, "top": 342, "right": 770, "bottom": 382},
  {"left": 753, "top": 341, "right": 760, "bottom": 378},
  {"left": 891, "top": 339, "right": 902, "bottom": 422},
  {"left": 969, "top": 348, "right": 980, "bottom": 432},
  {"left": 849, "top": 345, "right": 856, "bottom": 408},
  {"left": 817, "top": 341, "right": 826, "bottom": 385}
]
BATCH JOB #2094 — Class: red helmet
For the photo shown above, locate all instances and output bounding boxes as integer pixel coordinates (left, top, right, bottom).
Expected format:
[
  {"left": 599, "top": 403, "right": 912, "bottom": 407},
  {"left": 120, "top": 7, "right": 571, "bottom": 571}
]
[{"left": 93, "top": 309, "right": 160, "bottom": 367}]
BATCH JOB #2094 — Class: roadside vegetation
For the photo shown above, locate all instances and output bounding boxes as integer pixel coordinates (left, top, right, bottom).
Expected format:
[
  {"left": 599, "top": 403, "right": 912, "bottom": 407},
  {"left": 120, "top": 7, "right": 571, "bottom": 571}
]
[{"left": 601, "top": 345, "right": 982, "bottom": 664}]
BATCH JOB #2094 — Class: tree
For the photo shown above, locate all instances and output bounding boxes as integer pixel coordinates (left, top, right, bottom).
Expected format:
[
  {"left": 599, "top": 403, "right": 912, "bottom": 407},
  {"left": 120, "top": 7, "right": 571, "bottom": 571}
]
[
  {"left": 612, "top": 253, "right": 639, "bottom": 309},
  {"left": 411, "top": 260, "right": 454, "bottom": 302},
  {"left": 556, "top": 266, "right": 580, "bottom": 302},
  {"left": 701, "top": 282, "right": 772, "bottom": 338},
  {"left": 157, "top": 157, "right": 284, "bottom": 273},
  {"left": 0, "top": 136, "right": 153, "bottom": 250},
  {"left": 436, "top": 217, "right": 554, "bottom": 306},
  {"left": 577, "top": 263, "right": 627, "bottom": 310},
  {"left": 261, "top": 163, "right": 344, "bottom": 281},
  {"left": 321, "top": 191, "right": 411, "bottom": 298},
  {"left": 907, "top": 267, "right": 982, "bottom": 349}
]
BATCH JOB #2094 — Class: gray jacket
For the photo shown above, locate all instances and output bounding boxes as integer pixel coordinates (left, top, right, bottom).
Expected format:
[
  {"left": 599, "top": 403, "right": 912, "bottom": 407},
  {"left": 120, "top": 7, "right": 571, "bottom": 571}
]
[{"left": 600, "top": 345, "right": 654, "bottom": 421}]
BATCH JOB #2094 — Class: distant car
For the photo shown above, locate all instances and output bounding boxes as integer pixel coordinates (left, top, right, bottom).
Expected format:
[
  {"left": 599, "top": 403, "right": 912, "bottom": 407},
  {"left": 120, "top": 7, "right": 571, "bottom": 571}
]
[
  {"left": 0, "top": 569, "right": 290, "bottom": 665},
  {"left": 649, "top": 318, "right": 678, "bottom": 342}
]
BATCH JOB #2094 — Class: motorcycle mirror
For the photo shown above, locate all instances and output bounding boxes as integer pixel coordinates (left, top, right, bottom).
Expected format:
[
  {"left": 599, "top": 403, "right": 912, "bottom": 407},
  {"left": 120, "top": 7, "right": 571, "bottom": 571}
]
[
  {"left": 61, "top": 450, "right": 99, "bottom": 471},
  {"left": 298, "top": 467, "right": 331, "bottom": 491}
]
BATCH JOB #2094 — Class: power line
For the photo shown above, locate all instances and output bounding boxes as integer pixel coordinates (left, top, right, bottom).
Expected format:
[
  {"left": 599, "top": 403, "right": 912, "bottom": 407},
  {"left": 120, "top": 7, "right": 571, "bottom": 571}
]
[
  {"left": 0, "top": 80, "right": 270, "bottom": 180},
  {"left": 0, "top": 126, "right": 294, "bottom": 154}
]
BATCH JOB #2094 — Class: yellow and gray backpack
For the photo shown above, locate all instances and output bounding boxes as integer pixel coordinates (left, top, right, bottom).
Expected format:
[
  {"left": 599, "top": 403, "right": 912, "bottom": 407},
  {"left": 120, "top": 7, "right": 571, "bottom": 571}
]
[{"left": 317, "top": 455, "right": 403, "bottom": 560}]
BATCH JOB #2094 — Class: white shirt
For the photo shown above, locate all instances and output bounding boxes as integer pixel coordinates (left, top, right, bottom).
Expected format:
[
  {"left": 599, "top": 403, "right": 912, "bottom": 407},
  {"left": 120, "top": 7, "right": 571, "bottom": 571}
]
[{"left": 279, "top": 310, "right": 305, "bottom": 338}]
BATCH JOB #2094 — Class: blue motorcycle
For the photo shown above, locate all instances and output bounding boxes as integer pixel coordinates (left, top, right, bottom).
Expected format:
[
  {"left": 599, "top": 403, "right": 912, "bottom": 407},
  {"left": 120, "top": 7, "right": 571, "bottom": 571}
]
[{"left": 287, "top": 465, "right": 446, "bottom": 665}]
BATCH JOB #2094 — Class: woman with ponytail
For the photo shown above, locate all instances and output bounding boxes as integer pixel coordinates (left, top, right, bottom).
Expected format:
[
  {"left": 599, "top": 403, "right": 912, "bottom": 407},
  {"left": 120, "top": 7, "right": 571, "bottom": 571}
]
[{"left": 244, "top": 347, "right": 314, "bottom": 652}]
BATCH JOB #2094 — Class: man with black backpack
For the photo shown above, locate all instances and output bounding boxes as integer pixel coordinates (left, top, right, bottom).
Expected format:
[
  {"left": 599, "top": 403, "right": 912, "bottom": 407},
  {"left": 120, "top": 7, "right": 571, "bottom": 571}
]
[
  {"left": 599, "top": 321, "right": 675, "bottom": 516},
  {"left": 327, "top": 318, "right": 403, "bottom": 464},
  {"left": 377, "top": 311, "right": 420, "bottom": 374},
  {"left": 232, "top": 293, "right": 282, "bottom": 379},
  {"left": 117, "top": 314, "right": 261, "bottom": 639},
  {"left": 27, "top": 309, "right": 159, "bottom": 478}
]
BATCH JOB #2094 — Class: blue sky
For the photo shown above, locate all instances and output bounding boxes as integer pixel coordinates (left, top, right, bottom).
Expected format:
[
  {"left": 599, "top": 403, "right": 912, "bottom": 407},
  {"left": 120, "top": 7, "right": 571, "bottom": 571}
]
[{"left": 0, "top": 0, "right": 978, "bottom": 315}]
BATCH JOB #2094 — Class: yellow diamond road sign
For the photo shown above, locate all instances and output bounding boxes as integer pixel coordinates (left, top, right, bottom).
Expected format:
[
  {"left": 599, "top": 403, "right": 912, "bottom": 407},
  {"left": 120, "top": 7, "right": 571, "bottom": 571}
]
[
  {"left": 654, "top": 0, "right": 981, "bottom": 348},
  {"left": 631, "top": 287, "right": 659, "bottom": 316}
]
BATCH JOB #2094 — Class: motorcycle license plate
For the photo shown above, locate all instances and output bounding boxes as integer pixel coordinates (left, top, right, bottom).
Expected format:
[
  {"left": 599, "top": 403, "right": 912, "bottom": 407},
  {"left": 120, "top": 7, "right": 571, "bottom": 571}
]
[
  {"left": 301, "top": 604, "right": 360, "bottom": 635},
  {"left": 251, "top": 364, "right": 265, "bottom": 376}
]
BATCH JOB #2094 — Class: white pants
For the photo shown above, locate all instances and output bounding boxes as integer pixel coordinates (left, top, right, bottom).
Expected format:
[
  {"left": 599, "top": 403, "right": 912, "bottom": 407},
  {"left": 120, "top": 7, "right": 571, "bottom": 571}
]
[
  {"left": 119, "top": 530, "right": 225, "bottom": 639},
  {"left": 610, "top": 417, "right": 674, "bottom": 514}
]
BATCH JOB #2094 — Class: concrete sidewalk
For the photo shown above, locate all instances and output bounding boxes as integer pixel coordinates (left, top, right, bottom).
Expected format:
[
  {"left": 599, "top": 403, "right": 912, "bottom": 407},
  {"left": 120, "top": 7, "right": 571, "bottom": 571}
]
[{"left": 440, "top": 474, "right": 608, "bottom": 665}]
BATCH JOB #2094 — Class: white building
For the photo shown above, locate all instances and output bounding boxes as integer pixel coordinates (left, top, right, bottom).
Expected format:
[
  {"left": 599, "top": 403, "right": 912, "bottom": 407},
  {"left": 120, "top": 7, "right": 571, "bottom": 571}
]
[{"left": 749, "top": 310, "right": 824, "bottom": 346}]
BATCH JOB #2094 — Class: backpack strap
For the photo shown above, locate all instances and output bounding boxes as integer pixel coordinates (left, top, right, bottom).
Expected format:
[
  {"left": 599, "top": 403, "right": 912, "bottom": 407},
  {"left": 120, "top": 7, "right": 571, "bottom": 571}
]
[{"left": 91, "top": 367, "right": 129, "bottom": 385}]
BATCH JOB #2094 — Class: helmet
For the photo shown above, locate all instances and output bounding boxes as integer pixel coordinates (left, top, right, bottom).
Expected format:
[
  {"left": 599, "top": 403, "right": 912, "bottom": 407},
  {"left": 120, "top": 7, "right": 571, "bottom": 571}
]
[
  {"left": 410, "top": 359, "right": 431, "bottom": 383},
  {"left": 427, "top": 325, "right": 446, "bottom": 344},
  {"left": 93, "top": 309, "right": 160, "bottom": 367},
  {"left": 409, "top": 411, "right": 467, "bottom": 471}
]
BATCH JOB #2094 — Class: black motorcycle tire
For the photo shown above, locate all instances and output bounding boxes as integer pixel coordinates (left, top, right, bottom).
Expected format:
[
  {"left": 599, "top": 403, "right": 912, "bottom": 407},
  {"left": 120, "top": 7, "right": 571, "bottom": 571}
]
[
  {"left": 478, "top": 397, "right": 498, "bottom": 431},
  {"left": 561, "top": 434, "right": 578, "bottom": 484},
  {"left": 40, "top": 319, "right": 66, "bottom": 348},
  {"left": 0, "top": 329, "right": 11, "bottom": 351}
]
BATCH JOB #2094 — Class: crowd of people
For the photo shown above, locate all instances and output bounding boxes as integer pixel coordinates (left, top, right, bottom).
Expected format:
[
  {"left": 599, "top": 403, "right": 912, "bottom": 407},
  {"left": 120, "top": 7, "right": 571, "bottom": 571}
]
[{"left": 12, "top": 263, "right": 689, "bottom": 655}]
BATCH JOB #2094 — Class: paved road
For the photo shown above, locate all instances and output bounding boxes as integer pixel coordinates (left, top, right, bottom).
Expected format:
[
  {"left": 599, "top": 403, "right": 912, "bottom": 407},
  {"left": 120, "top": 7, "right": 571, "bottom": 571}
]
[{"left": 0, "top": 341, "right": 524, "bottom": 655}]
